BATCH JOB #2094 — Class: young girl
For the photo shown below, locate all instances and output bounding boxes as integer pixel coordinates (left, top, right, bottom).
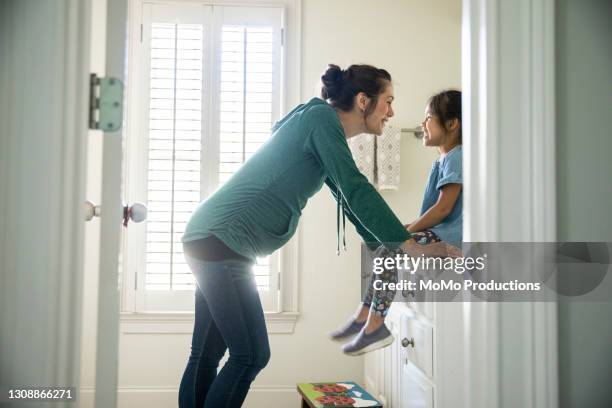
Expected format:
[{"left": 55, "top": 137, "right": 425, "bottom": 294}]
[
  {"left": 407, "top": 90, "right": 462, "bottom": 246},
  {"left": 332, "top": 90, "right": 462, "bottom": 355}
]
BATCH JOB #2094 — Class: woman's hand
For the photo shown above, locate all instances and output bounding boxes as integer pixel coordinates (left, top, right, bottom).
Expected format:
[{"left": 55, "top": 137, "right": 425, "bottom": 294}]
[{"left": 400, "top": 238, "right": 462, "bottom": 258}]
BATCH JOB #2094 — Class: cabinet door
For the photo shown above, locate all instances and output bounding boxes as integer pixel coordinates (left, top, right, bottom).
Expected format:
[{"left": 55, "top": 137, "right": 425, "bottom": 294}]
[
  {"left": 400, "top": 313, "right": 434, "bottom": 379},
  {"left": 407, "top": 318, "right": 434, "bottom": 378},
  {"left": 401, "top": 362, "right": 434, "bottom": 408}
]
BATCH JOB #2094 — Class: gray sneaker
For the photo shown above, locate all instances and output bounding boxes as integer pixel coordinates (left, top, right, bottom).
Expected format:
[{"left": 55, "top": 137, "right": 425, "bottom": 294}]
[
  {"left": 341, "top": 324, "right": 394, "bottom": 356},
  {"left": 329, "top": 319, "right": 366, "bottom": 342}
]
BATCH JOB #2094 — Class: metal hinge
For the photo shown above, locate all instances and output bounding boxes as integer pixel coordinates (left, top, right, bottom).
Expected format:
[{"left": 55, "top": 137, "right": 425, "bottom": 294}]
[
  {"left": 89, "top": 73, "right": 124, "bottom": 131},
  {"left": 280, "top": 28, "right": 284, "bottom": 46},
  {"left": 277, "top": 273, "right": 281, "bottom": 290},
  {"left": 134, "top": 272, "right": 138, "bottom": 291}
]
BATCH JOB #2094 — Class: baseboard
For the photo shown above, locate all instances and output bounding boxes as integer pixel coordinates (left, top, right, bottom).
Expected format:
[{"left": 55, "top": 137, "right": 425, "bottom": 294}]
[{"left": 80, "top": 385, "right": 299, "bottom": 408}]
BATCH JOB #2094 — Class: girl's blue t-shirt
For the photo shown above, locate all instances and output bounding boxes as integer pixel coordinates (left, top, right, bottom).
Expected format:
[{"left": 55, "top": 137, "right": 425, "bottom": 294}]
[{"left": 419, "top": 145, "right": 463, "bottom": 247}]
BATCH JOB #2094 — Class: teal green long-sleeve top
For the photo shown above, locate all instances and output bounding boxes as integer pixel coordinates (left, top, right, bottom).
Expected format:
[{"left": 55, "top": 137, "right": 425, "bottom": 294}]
[{"left": 182, "top": 97, "right": 412, "bottom": 261}]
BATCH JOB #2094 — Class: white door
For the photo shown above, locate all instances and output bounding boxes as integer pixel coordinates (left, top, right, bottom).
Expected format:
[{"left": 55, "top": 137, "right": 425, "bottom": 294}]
[
  {"left": 80, "top": 0, "right": 129, "bottom": 407},
  {"left": 93, "top": 0, "right": 129, "bottom": 405}
]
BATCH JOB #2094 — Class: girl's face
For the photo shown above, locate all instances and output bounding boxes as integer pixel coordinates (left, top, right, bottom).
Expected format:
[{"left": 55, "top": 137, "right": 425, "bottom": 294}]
[
  {"left": 421, "top": 106, "right": 449, "bottom": 147},
  {"left": 363, "top": 83, "right": 395, "bottom": 135}
]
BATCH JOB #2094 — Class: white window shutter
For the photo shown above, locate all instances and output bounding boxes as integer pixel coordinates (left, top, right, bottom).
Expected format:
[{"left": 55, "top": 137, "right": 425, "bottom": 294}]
[
  {"left": 146, "top": 22, "right": 203, "bottom": 292},
  {"left": 219, "top": 25, "right": 274, "bottom": 185},
  {"left": 219, "top": 24, "right": 277, "bottom": 295},
  {"left": 132, "top": 3, "right": 283, "bottom": 312}
]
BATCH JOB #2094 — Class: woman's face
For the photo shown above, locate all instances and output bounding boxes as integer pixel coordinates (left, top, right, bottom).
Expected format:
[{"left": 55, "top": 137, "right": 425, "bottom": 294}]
[
  {"left": 421, "top": 106, "right": 447, "bottom": 146},
  {"left": 364, "top": 83, "right": 395, "bottom": 135}
]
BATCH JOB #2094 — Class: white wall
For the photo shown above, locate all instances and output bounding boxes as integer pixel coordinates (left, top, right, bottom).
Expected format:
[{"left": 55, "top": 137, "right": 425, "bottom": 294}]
[
  {"left": 299, "top": 0, "right": 462, "bottom": 224},
  {"left": 80, "top": 1, "right": 461, "bottom": 406}
]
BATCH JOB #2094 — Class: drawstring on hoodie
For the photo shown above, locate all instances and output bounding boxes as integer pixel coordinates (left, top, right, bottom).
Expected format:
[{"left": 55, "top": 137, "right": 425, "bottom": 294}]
[
  {"left": 342, "top": 200, "right": 346, "bottom": 250},
  {"left": 336, "top": 184, "right": 347, "bottom": 255}
]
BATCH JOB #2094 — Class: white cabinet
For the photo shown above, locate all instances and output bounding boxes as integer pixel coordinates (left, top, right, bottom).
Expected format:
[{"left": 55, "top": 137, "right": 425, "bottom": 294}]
[{"left": 365, "top": 302, "right": 464, "bottom": 408}]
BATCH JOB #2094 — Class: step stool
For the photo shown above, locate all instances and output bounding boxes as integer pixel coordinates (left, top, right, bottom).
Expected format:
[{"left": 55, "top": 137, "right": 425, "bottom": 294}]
[{"left": 297, "top": 381, "right": 382, "bottom": 407}]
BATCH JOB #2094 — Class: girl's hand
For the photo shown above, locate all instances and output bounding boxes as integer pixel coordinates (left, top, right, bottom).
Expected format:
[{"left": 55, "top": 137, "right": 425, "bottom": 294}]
[
  {"left": 400, "top": 238, "right": 462, "bottom": 258},
  {"left": 405, "top": 222, "right": 420, "bottom": 233}
]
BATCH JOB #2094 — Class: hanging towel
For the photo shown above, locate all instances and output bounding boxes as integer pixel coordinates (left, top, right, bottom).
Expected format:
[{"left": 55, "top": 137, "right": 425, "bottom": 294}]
[
  {"left": 348, "top": 132, "right": 376, "bottom": 184},
  {"left": 376, "top": 125, "right": 401, "bottom": 190}
]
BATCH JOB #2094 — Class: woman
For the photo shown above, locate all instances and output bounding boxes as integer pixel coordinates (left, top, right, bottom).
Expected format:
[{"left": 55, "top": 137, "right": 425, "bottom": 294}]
[{"left": 178, "top": 64, "right": 454, "bottom": 407}]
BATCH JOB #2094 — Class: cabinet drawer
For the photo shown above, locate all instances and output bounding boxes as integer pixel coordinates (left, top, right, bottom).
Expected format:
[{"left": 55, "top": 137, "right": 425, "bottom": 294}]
[{"left": 400, "top": 314, "right": 433, "bottom": 379}]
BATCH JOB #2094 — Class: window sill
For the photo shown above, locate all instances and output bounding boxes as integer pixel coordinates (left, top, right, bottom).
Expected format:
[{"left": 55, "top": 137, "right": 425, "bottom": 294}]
[{"left": 119, "top": 311, "right": 300, "bottom": 334}]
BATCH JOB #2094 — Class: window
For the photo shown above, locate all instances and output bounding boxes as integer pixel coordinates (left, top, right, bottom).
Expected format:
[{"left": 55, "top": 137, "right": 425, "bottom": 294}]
[{"left": 123, "top": 1, "right": 287, "bottom": 314}]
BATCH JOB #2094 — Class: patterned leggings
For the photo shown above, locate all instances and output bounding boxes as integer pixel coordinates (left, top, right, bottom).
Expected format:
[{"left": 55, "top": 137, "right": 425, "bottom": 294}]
[{"left": 362, "top": 230, "right": 441, "bottom": 316}]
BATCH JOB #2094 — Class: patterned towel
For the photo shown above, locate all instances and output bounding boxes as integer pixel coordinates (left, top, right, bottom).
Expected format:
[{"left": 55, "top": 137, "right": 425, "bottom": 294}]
[
  {"left": 376, "top": 125, "right": 401, "bottom": 190},
  {"left": 348, "top": 125, "right": 401, "bottom": 190},
  {"left": 348, "top": 133, "right": 376, "bottom": 184}
]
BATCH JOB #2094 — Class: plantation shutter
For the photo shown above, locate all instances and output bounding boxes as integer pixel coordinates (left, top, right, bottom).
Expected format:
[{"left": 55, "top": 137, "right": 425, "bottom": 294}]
[
  {"left": 145, "top": 21, "right": 204, "bottom": 292},
  {"left": 133, "top": 3, "right": 283, "bottom": 312},
  {"left": 218, "top": 19, "right": 279, "bottom": 296}
]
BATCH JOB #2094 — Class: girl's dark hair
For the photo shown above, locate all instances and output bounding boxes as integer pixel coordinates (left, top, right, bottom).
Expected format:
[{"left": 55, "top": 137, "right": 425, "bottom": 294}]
[
  {"left": 321, "top": 64, "right": 392, "bottom": 116},
  {"left": 427, "top": 89, "right": 462, "bottom": 140}
]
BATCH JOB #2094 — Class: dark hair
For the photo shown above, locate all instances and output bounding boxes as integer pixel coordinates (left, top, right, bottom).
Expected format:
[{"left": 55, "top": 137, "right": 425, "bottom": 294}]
[
  {"left": 427, "top": 89, "right": 462, "bottom": 140},
  {"left": 321, "top": 64, "right": 392, "bottom": 116}
]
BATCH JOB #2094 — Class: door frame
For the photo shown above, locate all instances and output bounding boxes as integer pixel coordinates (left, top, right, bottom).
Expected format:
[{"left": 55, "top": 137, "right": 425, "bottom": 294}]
[
  {"left": 0, "top": 0, "right": 92, "bottom": 405},
  {"left": 462, "top": 0, "right": 558, "bottom": 407}
]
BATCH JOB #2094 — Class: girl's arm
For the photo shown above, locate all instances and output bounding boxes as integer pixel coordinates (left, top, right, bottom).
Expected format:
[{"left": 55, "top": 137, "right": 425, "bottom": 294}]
[{"left": 407, "top": 183, "right": 462, "bottom": 233}]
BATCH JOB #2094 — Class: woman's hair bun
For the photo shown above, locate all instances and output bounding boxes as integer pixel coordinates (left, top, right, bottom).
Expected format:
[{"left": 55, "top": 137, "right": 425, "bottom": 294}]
[
  {"left": 320, "top": 63, "right": 391, "bottom": 113},
  {"left": 321, "top": 64, "right": 344, "bottom": 100}
]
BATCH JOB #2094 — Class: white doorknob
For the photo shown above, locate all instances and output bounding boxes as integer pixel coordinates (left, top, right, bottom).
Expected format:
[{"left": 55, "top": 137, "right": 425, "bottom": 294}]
[
  {"left": 123, "top": 202, "right": 147, "bottom": 227},
  {"left": 86, "top": 201, "right": 148, "bottom": 225},
  {"left": 84, "top": 200, "right": 101, "bottom": 221}
]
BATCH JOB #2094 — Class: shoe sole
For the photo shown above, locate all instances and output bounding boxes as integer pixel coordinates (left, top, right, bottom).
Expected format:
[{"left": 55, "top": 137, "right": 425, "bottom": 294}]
[{"left": 343, "top": 334, "right": 395, "bottom": 356}]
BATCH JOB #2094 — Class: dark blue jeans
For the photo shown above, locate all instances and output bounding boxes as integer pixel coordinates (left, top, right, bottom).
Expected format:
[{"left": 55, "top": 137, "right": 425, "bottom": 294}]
[{"left": 178, "top": 256, "right": 270, "bottom": 407}]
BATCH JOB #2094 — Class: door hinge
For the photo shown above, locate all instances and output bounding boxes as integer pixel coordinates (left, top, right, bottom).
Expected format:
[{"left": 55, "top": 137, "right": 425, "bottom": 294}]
[
  {"left": 277, "top": 273, "right": 281, "bottom": 290},
  {"left": 134, "top": 272, "right": 138, "bottom": 291},
  {"left": 89, "top": 73, "right": 124, "bottom": 131},
  {"left": 280, "top": 28, "right": 284, "bottom": 46},
  {"left": 140, "top": 23, "right": 143, "bottom": 42}
]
